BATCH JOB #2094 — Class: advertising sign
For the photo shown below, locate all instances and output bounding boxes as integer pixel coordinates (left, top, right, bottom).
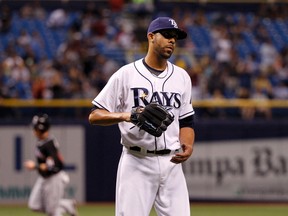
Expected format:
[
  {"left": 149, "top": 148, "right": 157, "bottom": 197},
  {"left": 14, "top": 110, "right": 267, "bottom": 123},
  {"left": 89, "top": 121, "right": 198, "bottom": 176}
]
[
  {"left": 0, "top": 126, "right": 85, "bottom": 204},
  {"left": 184, "top": 138, "right": 288, "bottom": 201}
]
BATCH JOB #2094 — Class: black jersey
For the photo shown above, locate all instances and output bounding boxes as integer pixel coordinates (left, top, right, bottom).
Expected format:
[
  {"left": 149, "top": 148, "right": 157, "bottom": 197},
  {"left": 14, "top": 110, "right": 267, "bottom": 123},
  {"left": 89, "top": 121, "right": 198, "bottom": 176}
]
[{"left": 35, "top": 137, "right": 64, "bottom": 178}]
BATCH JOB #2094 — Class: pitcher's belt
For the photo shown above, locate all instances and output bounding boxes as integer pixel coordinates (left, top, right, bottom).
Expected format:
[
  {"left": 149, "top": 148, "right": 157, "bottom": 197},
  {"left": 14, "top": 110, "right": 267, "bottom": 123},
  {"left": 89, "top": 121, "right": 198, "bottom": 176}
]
[{"left": 128, "top": 146, "right": 180, "bottom": 156}]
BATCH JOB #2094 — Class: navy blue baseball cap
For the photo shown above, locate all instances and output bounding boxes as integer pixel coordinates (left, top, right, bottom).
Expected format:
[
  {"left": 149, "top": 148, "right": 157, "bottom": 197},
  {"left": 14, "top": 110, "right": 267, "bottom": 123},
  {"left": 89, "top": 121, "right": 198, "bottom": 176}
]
[{"left": 147, "top": 17, "right": 187, "bottom": 40}]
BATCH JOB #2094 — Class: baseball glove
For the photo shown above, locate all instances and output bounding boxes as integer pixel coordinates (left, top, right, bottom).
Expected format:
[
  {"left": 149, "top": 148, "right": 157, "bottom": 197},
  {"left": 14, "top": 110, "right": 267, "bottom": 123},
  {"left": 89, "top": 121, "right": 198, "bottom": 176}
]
[{"left": 130, "top": 103, "right": 174, "bottom": 137}]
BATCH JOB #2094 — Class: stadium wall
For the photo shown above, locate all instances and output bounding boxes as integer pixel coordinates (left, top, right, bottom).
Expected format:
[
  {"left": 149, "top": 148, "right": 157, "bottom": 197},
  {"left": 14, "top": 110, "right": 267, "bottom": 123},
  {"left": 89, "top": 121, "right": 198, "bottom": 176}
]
[{"left": 1, "top": 119, "right": 288, "bottom": 203}]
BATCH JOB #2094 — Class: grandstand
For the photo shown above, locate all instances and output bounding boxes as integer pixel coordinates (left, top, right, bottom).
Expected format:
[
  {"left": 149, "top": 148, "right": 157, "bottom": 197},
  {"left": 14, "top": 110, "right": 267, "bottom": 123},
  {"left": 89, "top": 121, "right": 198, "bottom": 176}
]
[
  {"left": 0, "top": 1, "right": 288, "bottom": 119},
  {"left": 2, "top": 2, "right": 288, "bottom": 62}
]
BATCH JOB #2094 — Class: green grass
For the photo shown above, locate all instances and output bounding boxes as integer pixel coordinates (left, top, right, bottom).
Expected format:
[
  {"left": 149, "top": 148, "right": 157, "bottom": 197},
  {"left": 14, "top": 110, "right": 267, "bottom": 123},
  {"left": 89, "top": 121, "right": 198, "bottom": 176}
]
[
  {"left": 1, "top": 203, "right": 288, "bottom": 216},
  {"left": 191, "top": 204, "right": 288, "bottom": 216}
]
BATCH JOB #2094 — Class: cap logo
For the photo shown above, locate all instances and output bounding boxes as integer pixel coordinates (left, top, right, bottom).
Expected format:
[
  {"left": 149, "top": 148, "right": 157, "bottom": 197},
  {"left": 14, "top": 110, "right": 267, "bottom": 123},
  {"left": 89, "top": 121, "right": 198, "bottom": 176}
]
[
  {"left": 169, "top": 19, "right": 178, "bottom": 28},
  {"left": 147, "top": 17, "right": 187, "bottom": 40}
]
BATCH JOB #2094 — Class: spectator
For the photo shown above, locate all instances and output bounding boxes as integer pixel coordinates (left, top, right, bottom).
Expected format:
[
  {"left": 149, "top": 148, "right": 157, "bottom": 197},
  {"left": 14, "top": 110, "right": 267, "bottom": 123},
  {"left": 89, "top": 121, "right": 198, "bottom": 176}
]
[
  {"left": 273, "top": 81, "right": 288, "bottom": 99},
  {"left": 0, "top": 5, "right": 12, "bottom": 33},
  {"left": 2, "top": 49, "right": 32, "bottom": 99},
  {"left": 47, "top": 8, "right": 67, "bottom": 28},
  {"left": 237, "top": 87, "right": 255, "bottom": 120},
  {"left": 215, "top": 28, "right": 232, "bottom": 64},
  {"left": 259, "top": 38, "right": 278, "bottom": 68},
  {"left": 19, "top": 3, "right": 34, "bottom": 19},
  {"left": 251, "top": 85, "right": 272, "bottom": 119},
  {"left": 252, "top": 69, "right": 273, "bottom": 99}
]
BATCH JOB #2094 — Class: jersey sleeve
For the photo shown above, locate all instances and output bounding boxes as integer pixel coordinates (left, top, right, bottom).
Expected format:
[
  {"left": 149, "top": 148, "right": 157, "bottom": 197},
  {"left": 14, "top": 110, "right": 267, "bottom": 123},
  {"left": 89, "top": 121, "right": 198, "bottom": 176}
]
[
  {"left": 38, "top": 138, "right": 64, "bottom": 177},
  {"left": 179, "top": 70, "right": 195, "bottom": 120},
  {"left": 92, "top": 69, "right": 123, "bottom": 112}
]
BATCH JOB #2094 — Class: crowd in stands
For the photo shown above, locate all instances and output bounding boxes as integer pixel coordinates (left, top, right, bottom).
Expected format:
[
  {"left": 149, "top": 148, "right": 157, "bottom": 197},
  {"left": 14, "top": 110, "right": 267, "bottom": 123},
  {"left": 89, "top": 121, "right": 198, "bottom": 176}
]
[{"left": 1, "top": 1, "right": 288, "bottom": 119}]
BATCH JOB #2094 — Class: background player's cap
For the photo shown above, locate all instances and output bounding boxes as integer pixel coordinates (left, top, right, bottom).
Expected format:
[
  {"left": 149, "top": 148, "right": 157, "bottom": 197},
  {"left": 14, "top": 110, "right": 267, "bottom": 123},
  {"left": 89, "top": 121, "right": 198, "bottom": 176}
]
[
  {"left": 32, "top": 113, "right": 50, "bottom": 132},
  {"left": 147, "top": 17, "right": 187, "bottom": 40}
]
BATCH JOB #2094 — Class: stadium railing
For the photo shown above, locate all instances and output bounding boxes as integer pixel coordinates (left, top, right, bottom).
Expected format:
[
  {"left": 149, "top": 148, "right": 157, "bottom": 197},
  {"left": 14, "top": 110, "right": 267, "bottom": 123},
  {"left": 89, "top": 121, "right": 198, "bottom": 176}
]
[{"left": 1, "top": 98, "right": 287, "bottom": 108}]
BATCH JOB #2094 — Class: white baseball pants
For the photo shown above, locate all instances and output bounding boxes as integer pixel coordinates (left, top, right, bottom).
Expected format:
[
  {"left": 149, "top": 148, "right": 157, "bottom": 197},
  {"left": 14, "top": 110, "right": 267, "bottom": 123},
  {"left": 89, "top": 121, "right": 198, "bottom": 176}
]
[{"left": 115, "top": 147, "right": 190, "bottom": 216}]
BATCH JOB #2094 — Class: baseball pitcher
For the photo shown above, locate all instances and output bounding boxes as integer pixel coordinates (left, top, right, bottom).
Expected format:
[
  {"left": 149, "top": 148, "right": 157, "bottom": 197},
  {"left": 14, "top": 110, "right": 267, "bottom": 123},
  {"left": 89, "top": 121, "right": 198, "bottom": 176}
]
[{"left": 89, "top": 17, "right": 195, "bottom": 216}]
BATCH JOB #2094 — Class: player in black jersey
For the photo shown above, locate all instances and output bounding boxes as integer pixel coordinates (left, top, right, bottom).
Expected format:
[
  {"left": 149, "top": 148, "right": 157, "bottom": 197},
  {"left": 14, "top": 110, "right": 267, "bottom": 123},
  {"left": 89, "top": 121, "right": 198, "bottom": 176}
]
[{"left": 24, "top": 113, "right": 78, "bottom": 216}]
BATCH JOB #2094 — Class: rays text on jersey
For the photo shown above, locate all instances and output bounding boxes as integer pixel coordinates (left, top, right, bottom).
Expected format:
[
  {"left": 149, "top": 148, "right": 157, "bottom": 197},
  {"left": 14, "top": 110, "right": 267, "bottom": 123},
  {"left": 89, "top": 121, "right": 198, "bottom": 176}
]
[{"left": 131, "top": 87, "right": 181, "bottom": 108}]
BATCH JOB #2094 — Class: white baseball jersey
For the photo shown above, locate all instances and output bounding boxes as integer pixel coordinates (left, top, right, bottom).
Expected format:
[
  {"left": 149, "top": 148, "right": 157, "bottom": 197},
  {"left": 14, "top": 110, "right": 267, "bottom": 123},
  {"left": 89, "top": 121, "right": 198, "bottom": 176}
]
[{"left": 92, "top": 58, "right": 194, "bottom": 151}]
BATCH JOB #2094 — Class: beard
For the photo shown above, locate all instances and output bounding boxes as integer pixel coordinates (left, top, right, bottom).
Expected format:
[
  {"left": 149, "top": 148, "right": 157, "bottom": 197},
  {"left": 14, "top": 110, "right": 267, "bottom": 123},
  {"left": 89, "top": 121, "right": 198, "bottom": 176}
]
[
  {"left": 160, "top": 51, "right": 173, "bottom": 59},
  {"left": 155, "top": 46, "right": 173, "bottom": 59},
  {"left": 153, "top": 38, "right": 174, "bottom": 59}
]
